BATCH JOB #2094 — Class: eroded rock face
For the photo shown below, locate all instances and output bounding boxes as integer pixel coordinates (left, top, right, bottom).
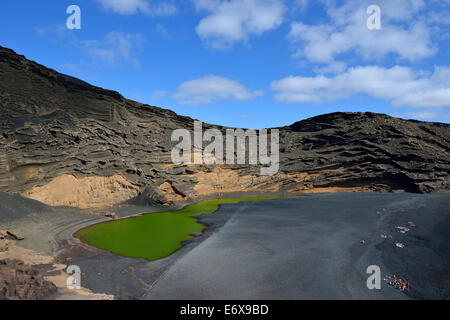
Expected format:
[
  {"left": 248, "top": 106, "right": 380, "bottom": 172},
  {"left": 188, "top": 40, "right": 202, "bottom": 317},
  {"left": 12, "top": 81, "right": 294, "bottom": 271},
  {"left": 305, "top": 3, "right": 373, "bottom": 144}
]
[
  {"left": 0, "top": 229, "right": 24, "bottom": 241},
  {"left": 0, "top": 259, "right": 57, "bottom": 300},
  {"left": 0, "top": 240, "right": 9, "bottom": 253},
  {"left": 280, "top": 113, "right": 450, "bottom": 194},
  {"left": 22, "top": 174, "right": 140, "bottom": 208},
  {"left": 0, "top": 46, "right": 449, "bottom": 208}
]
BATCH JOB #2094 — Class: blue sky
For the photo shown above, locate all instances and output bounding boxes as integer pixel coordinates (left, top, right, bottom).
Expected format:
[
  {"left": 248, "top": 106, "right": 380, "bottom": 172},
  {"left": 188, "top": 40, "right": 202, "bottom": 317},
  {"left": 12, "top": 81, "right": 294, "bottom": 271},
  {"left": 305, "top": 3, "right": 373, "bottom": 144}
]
[{"left": 0, "top": 0, "right": 449, "bottom": 128}]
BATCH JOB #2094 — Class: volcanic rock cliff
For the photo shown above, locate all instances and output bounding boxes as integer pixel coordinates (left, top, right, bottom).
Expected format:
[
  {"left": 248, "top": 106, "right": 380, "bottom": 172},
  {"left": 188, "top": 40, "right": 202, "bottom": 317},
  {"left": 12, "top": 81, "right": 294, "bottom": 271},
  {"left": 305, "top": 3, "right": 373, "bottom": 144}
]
[{"left": 0, "top": 46, "right": 449, "bottom": 208}]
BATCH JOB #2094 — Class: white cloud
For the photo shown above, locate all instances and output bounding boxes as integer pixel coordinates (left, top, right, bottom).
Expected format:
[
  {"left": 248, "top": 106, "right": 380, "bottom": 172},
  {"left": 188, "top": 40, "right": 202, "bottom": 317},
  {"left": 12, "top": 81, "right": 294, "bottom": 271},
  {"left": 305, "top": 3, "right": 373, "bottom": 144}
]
[
  {"left": 405, "top": 110, "right": 450, "bottom": 120},
  {"left": 173, "top": 76, "right": 264, "bottom": 105},
  {"left": 294, "top": 0, "right": 309, "bottom": 12},
  {"left": 288, "top": 0, "right": 436, "bottom": 69},
  {"left": 194, "top": 0, "right": 286, "bottom": 49},
  {"left": 151, "top": 90, "right": 168, "bottom": 102},
  {"left": 96, "top": 0, "right": 177, "bottom": 16},
  {"left": 82, "top": 32, "right": 145, "bottom": 66},
  {"left": 271, "top": 65, "right": 450, "bottom": 108},
  {"left": 155, "top": 23, "right": 170, "bottom": 37},
  {"left": 36, "top": 25, "right": 146, "bottom": 68}
]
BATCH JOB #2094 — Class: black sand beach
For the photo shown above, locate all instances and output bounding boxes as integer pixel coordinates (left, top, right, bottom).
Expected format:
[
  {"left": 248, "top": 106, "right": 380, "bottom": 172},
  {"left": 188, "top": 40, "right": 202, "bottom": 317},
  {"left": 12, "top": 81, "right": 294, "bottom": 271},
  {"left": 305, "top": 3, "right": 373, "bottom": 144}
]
[
  {"left": 57, "top": 193, "right": 450, "bottom": 300},
  {"left": 137, "top": 193, "right": 449, "bottom": 299},
  {"left": 2, "top": 192, "right": 449, "bottom": 299}
]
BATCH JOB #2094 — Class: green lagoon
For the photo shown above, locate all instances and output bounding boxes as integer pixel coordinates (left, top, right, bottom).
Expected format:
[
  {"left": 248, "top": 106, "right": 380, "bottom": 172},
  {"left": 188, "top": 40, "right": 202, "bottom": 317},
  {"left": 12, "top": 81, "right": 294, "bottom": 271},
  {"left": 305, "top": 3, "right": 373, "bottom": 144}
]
[{"left": 75, "top": 196, "right": 280, "bottom": 261}]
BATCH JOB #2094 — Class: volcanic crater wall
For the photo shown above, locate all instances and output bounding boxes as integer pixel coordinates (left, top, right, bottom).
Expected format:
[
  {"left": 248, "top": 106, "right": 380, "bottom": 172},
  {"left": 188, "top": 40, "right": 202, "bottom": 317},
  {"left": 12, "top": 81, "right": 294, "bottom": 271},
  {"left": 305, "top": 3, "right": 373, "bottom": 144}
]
[{"left": 0, "top": 46, "right": 449, "bottom": 208}]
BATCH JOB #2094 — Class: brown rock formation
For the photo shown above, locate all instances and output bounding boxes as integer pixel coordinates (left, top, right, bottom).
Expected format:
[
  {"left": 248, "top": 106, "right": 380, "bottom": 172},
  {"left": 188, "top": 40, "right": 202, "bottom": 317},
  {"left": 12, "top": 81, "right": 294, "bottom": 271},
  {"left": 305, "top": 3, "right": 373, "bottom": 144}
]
[
  {"left": 0, "top": 259, "right": 57, "bottom": 300},
  {"left": 0, "top": 229, "right": 24, "bottom": 241},
  {"left": 22, "top": 174, "right": 140, "bottom": 208}
]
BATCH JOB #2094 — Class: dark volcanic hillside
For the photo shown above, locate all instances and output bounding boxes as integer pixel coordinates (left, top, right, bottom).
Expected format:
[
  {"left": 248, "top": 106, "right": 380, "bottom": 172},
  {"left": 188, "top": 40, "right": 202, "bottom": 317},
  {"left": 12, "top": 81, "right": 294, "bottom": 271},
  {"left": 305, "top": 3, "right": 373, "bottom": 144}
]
[{"left": 0, "top": 46, "right": 449, "bottom": 208}]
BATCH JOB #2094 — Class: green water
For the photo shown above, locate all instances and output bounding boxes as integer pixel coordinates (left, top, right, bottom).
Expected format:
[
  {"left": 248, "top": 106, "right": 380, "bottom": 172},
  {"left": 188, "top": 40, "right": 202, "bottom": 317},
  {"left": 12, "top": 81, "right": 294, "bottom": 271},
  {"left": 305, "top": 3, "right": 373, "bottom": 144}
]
[{"left": 75, "top": 196, "right": 280, "bottom": 261}]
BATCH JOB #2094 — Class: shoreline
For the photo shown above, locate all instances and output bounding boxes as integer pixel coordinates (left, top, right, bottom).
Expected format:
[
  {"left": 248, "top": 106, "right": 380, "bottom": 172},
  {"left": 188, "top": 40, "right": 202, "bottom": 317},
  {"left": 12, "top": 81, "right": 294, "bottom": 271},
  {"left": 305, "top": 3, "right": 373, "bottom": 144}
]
[
  {"left": 74, "top": 195, "right": 287, "bottom": 262},
  {"left": 143, "top": 193, "right": 450, "bottom": 300}
]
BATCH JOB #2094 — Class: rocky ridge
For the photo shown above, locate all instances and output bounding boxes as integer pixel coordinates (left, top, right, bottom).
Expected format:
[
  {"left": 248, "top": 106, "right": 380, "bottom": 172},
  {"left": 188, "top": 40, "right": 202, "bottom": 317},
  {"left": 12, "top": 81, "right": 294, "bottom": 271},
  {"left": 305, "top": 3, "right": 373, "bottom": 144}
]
[{"left": 0, "top": 46, "right": 449, "bottom": 208}]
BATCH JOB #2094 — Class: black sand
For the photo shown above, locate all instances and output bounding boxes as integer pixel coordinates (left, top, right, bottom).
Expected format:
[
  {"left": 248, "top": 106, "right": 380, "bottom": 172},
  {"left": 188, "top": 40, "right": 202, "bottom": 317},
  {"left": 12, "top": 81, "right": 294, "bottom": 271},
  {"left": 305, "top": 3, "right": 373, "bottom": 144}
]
[
  {"left": 142, "top": 193, "right": 450, "bottom": 300},
  {"left": 4, "top": 192, "right": 449, "bottom": 300}
]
